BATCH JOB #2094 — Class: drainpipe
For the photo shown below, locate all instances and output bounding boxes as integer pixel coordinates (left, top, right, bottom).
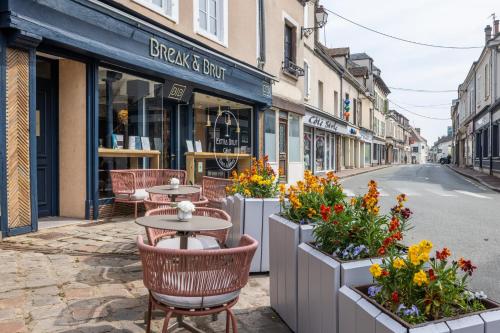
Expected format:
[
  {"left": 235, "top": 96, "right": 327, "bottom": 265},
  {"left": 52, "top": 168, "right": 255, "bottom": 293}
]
[
  {"left": 489, "top": 50, "right": 493, "bottom": 175},
  {"left": 257, "top": 0, "right": 266, "bottom": 69},
  {"left": 340, "top": 73, "right": 344, "bottom": 170}
]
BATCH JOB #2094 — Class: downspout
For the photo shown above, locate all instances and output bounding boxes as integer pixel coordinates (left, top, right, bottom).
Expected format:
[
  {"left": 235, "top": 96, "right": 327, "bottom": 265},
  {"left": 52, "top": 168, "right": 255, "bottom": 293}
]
[
  {"left": 257, "top": 0, "right": 266, "bottom": 69},
  {"left": 489, "top": 50, "right": 493, "bottom": 174}
]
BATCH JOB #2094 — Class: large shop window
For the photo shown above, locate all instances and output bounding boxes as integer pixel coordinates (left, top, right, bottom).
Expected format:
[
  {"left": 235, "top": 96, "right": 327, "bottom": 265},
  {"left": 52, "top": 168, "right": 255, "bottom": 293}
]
[
  {"left": 482, "top": 129, "right": 489, "bottom": 158},
  {"left": 493, "top": 124, "right": 499, "bottom": 157},
  {"left": 304, "top": 126, "right": 313, "bottom": 170},
  {"left": 288, "top": 114, "right": 301, "bottom": 162},
  {"left": 315, "top": 130, "right": 326, "bottom": 171},
  {"left": 98, "top": 68, "right": 168, "bottom": 198},
  {"left": 364, "top": 143, "right": 371, "bottom": 165},
  {"left": 193, "top": 92, "right": 252, "bottom": 178},
  {"left": 264, "top": 109, "right": 277, "bottom": 162}
]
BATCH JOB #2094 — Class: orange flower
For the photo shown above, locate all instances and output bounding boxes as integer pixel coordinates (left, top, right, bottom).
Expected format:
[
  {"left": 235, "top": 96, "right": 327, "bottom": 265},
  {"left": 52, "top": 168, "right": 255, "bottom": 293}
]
[
  {"left": 334, "top": 204, "right": 344, "bottom": 214},
  {"left": 436, "top": 248, "right": 451, "bottom": 261}
]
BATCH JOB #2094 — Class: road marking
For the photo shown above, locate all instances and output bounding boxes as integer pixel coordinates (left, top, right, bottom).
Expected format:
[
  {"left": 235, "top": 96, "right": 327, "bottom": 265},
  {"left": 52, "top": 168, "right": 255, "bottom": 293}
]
[
  {"left": 425, "top": 189, "right": 457, "bottom": 197},
  {"left": 454, "top": 190, "right": 492, "bottom": 199},
  {"left": 394, "top": 188, "right": 421, "bottom": 196},
  {"left": 378, "top": 188, "right": 389, "bottom": 197},
  {"left": 343, "top": 189, "right": 356, "bottom": 197}
]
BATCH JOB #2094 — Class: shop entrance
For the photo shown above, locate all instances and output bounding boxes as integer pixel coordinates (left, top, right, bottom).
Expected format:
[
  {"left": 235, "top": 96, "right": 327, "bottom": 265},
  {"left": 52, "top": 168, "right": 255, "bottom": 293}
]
[
  {"left": 279, "top": 116, "right": 288, "bottom": 182},
  {"left": 36, "top": 57, "right": 59, "bottom": 218}
]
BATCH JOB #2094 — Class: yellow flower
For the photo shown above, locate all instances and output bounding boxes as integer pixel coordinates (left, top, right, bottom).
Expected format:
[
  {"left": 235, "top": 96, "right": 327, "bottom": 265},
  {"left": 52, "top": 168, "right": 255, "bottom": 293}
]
[
  {"left": 250, "top": 174, "right": 263, "bottom": 183},
  {"left": 279, "top": 184, "right": 286, "bottom": 194},
  {"left": 408, "top": 245, "right": 422, "bottom": 266},
  {"left": 418, "top": 240, "right": 433, "bottom": 253},
  {"left": 393, "top": 258, "right": 406, "bottom": 269},
  {"left": 307, "top": 208, "right": 316, "bottom": 218},
  {"left": 369, "top": 263, "right": 382, "bottom": 278},
  {"left": 350, "top": 197, "right": 357, "bottom": 206},
  {"left": 413, "top": 270, "right": 429, "bottom": 286},
  {"left": 243, "top": 189, "right": 251, "bottom": 197}
]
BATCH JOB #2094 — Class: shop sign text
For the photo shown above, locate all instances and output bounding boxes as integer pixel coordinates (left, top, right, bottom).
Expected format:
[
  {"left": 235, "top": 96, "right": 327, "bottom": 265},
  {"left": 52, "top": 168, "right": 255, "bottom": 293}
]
[
  {"left": 305, "top": 115, "right": 338, "bottom": 132},
  {"left": 149, "top": 37, "right": 226, "bottom": 81}
]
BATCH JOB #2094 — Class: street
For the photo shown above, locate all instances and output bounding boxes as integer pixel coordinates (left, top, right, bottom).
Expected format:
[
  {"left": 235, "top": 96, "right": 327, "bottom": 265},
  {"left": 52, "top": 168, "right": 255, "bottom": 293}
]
[{"left": 341, "top": 164, "right": 500, "bottom": 300}]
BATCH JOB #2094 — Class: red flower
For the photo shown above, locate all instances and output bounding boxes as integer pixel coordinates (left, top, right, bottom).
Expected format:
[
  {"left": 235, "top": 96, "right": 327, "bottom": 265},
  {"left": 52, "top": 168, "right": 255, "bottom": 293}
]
[
  {"left": 428, "top": 269, "right": 437, "bottom": 281},
  {"left": 458, "top": 258, "right": 477, "bottom": 276},
  {"left": 436, "top": 248, "right": 451, "bottom": 261},
  {"left": 320, "top": 204, "right": 331, "bottom": 221},
  {"left": 378, "top": 246, "right": 386, "bottom": 255},
  {"left": 401, "top": 207, "right": 412, "bottom": 219},
  {"left": 381, "top": 269, "right": 389, "bottom": 277},
  {"left": 383, "top": 237, "right": 394, "bottom": 247},
  {"left": 391, "top": 231, "right": 403, "bottom": 241},
  {"left": 333, "top": 220, "right": 339, "bottom": 225},
  {"left": 391, "top": 291, "right": 399, "bottom": 303},
  {"left": 389, "top": 217, "right": 400, "bottom": 231},
  {"left": 334, "top": 204, "right": 344, "bottom": 214}
]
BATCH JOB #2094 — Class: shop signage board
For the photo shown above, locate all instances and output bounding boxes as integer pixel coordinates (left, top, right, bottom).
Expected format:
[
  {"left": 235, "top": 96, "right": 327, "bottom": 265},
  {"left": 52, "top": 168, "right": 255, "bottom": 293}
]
[
  {"left": 359, "top": 129, "right": 373, "bottom": 143},
  {"left": 474, "top": 113, "right": 490, "bottom": 130},
  {"left": 304, "top": 113, "right": 348, "bottom": 135}
]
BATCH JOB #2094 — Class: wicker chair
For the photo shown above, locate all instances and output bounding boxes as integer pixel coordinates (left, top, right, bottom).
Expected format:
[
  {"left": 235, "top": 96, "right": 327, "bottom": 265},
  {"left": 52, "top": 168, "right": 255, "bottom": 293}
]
[
  {"left": 144, "top": 207, "right": 231, "bottom": 249},
  {"left": 137, "top": 234, "right": 258, "bottom": 333},
  {"left": 202, "top": 176, "right": 232, "bottom": 209},
  {"left": 109, "top": 169, "right": 187, "bottom": 219}
]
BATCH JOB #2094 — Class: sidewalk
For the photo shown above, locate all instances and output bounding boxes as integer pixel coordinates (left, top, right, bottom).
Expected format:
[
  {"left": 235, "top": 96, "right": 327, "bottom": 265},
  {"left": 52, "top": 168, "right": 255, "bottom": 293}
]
[
  {"left": 447, "top": 165, "right": 500, "bottom": 192},
  {"left": 333, "top": 164, "right": 392, "bottom": 179}
]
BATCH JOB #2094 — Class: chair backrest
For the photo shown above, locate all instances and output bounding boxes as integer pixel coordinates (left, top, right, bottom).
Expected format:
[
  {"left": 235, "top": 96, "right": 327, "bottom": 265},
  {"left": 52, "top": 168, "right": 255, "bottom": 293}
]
[
  {"left": 202, "top": 176, "right": 231, "bottom": 205},
  {"left": 109, "top": 169, "right": 187, "bottom": 195},
  {"left": 137, "top": 234, "right": 258, "bottom": 297},
  {"left": 110, "top": 170, "right": 136, "bottom": 194}
]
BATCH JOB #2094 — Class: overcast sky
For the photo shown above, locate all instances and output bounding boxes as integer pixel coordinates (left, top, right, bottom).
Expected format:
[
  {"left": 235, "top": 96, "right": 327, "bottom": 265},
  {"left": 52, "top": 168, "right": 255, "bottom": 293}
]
[{"left": 320, "top": 0, "right": 498, "bottom": 145}]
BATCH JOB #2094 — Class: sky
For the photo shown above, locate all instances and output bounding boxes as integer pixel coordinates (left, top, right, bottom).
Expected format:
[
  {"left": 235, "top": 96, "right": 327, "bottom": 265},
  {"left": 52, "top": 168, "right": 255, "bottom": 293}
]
[{"left": 320, "top": 0, "right": 498, "bottom": 146}]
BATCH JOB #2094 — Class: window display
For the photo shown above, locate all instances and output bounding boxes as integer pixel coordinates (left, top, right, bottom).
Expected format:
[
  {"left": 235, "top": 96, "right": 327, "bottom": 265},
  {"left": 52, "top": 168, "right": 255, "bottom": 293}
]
[{"left": 315, "top": 130, "right": 325, "bottom": 171}]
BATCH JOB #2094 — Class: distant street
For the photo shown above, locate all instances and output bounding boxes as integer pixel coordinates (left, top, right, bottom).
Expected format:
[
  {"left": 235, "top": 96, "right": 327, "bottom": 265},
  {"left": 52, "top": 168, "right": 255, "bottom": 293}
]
[{"left": 341, "top": 164, "right": 500, "bottom": 300}]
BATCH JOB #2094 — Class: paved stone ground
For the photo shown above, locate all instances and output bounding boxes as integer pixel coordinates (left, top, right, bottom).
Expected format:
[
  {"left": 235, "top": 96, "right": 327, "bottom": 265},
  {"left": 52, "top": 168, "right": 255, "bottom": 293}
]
[{"left": 0, "top": 219, "right": 289, "bottom": 333}]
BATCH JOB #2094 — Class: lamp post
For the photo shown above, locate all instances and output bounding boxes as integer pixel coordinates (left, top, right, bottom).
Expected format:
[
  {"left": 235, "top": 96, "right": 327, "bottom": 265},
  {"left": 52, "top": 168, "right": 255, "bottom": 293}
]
[{"left": 301, "top": 5, "right": 328, "bottom": 38}]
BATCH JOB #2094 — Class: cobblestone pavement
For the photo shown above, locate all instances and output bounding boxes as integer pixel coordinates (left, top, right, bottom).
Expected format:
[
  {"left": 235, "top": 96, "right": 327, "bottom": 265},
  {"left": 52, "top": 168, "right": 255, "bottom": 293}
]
[{"left": 0, "top": 219, "right": 289, "bottom": 333}]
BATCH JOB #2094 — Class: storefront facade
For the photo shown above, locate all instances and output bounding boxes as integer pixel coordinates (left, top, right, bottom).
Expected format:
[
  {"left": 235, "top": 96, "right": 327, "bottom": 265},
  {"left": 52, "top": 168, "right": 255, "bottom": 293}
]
[
  {"left": 359, "top": 129, "right": 373, "bottom": 167},
  {"left": 303, "top": 110, "right": 348, "bottom": 174},
  {"left": 0, "top": 0, "right": 272, "bottom": 236},
  {"left": 473, "top": 110, "right": 490, "bottom": 172}
]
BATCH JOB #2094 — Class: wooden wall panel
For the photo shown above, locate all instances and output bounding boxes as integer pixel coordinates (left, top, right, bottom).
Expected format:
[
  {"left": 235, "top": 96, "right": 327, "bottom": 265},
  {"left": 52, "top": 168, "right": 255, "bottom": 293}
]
[{"left": 6, "top": 48, "right": 31, "bottom": 229}]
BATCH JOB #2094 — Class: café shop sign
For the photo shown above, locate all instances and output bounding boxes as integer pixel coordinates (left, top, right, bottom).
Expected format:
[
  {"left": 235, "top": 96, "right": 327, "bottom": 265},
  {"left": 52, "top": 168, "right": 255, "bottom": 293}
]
[
  {"left": 304, "top": 113, "right": 348, "bottom": 135},
  {"left": 150, "top": 37, "right": 227, "bottom": 81}
]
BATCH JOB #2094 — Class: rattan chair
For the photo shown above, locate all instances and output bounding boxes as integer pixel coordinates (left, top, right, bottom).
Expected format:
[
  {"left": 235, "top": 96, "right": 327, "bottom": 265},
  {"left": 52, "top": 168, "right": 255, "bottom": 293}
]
[
  {"left": 202, "top": 176, "right": 232, "bottom": 209},
  {"left": 137, "top": 234, "right": 258, "bottom": 333},
  {"left": 144, "top": 207, "right": 231, "bottom": 249}
]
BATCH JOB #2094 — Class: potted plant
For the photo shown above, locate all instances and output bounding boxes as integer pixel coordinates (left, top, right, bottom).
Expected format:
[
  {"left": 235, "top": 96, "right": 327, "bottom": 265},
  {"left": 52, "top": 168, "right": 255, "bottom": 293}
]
[
  {"left": 177, "top": 201, "right": 195, "bottom": 221},
  {"left": 223, "top": 156, "right": 280, "bottom": 272},
  {"left": 269, "top": 170, "right": 345, "bottom": 332},
  {"left": 297, "top": 180, "right": 413, "bottom": 333},
  {"left": 339, "top": 242, "right": 500, "bottom": 333}
]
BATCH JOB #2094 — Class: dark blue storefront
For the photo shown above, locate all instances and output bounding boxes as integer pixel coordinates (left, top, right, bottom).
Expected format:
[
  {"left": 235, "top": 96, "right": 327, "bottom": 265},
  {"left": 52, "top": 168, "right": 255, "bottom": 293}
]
[{"left": 0, "top": 0, "right": 272, "bottom": 236}]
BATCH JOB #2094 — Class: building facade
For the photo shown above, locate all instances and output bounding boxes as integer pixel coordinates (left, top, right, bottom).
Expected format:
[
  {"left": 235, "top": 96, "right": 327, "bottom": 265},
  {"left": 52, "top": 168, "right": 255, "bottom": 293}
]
[
  {"left": 409, "top": 128, "right": 428, "bottom": 164},
  {"left": 0, "top": 0, "right": 274, "bottom": 236},
  {"left": 386, "top": 110, "right": 409, "bottom": 164}
]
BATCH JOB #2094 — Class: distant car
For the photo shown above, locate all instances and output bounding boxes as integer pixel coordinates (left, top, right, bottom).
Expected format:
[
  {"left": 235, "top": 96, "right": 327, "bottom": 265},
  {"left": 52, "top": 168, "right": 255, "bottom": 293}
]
[{"left": 439, "top": 156, "right": 451, "bottom": 164}]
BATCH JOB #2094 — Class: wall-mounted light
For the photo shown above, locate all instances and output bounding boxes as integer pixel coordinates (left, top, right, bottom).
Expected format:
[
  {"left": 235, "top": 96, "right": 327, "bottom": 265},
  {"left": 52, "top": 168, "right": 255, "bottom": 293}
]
[{"left": 301, "top": 5, "right": 328, "bottom": 38}]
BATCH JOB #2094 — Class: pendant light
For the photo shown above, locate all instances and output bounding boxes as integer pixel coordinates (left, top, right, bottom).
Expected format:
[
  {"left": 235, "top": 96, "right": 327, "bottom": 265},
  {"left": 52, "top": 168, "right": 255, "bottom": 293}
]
[{"left": 205, "top": 106, "right": 211, "bottom": 127}]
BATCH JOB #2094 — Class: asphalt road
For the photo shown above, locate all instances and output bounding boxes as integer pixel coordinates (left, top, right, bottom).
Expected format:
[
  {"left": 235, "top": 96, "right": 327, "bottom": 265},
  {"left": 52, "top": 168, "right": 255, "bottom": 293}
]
[{"left": 340, "top": 164, "right": 500, "bottom": 300}]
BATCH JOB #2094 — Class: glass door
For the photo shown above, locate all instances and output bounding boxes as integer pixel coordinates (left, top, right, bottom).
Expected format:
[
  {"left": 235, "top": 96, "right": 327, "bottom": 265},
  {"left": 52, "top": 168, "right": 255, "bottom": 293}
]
[{"left": 279, "top": 117, "right": 288, "bottom": 182}]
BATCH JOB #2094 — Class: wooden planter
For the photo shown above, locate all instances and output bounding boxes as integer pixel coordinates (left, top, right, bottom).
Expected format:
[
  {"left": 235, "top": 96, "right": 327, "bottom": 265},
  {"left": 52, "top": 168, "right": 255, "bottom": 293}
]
[
  {"left": 296, "top": 242, "right": 380, "bottom": 333},
  {"left": 222, "top": 194, "right": 280, "bottom": 273},
  {"left": 339, "top": 285, "right": 500, "bottom": 333},
  {"left": 268, "top": 214, "right": 315, "bottom": 332}
]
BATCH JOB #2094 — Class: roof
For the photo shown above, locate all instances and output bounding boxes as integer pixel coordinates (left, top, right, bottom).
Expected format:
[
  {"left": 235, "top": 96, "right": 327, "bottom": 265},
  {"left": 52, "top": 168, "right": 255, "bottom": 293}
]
[
  {"left": 350, "top": 52, "right": 372, "bottom": 60},
  {"left": 373, "top": 74, "right": 391, "bottom": 95},
  {"left": 410, "top": 127, "right": 427, "bottom": 143},
  {"left": 327, "top": 47, "right": 350, "bottom": 57},
  {"left": 433, "top": 135, "right": 453, "bottom": 147},
  {"left": 349, "top": 66, "right": 368, "bottom": 77}
]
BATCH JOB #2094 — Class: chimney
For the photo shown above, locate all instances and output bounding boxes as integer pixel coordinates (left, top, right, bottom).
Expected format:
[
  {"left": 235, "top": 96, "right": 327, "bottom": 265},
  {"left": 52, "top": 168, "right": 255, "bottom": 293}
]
[
  {"left": 415, "top": 128, "right": 421, "bottom": 135},
  {"left": 485, "top": 25, "right": 492, "bottom": 43},
  {"left": 495, "top": 20, "right": 499, "bottom": 35}
]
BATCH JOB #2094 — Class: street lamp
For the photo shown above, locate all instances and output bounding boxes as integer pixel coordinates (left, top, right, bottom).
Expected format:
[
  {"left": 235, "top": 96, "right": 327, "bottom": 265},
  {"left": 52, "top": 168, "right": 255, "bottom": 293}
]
[{"left": 301, "top": 5, "right": 328, "bottom": 38}]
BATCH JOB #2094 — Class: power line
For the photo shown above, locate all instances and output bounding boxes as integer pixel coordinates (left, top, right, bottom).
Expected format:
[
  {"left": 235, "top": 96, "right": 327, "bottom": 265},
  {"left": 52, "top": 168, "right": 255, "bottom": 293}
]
[
  {"left": 324, "top": 8, "right": 483, "bottom": 50},
  {"left": 389, "top": 100, "right": 451, "bottom": 120},
  {"left": 389, "top": 86, "right": 456, "bottom": 93},
  {"left": 389, "top": 100, "right": 452, "bottom": 108}
]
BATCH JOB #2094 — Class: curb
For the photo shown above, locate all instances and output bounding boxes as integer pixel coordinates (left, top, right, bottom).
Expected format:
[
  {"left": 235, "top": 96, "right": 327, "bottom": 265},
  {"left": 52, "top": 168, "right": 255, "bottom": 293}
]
[
  {"left": 337, "top": 165, "right": 393, "bottom": 180},
  {"left": 446, "top": 165, "right": 500, "bottom": 193}
]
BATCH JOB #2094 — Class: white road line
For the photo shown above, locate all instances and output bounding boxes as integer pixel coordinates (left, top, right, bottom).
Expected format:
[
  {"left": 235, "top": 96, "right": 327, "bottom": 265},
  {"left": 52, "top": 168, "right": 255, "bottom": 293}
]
[
  {"left": 343, "top": 189, "right": 356, "bottom": 197},
  {"left": 378, "top": 188, "right": 389, "bottom": 197},
  {"left": 425, "top": 189, "right": 457, "bottom": 197},
  {"left": 454, "top": 190, "right": 492, "bottom": 199}
]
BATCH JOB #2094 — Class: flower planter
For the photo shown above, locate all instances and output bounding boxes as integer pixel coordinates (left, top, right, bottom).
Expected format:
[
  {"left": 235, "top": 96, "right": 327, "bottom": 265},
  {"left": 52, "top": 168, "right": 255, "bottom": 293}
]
[
  {"left": 223, "top": 194, "right": 280, "bottom": 273},
  {"left": 268, "top": 214, "right": 315, "bottom": 332},
  {"left": 338, "top": 285, "right": 500, "bottom": 333},
  {"left": 296, "top": 242, "right": 381, "bottom": 333}
]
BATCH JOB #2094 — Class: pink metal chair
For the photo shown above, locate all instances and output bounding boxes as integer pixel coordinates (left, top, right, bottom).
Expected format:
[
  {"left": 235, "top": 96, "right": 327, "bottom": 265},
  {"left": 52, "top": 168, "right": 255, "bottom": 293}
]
[
  {"left": 109, "top": 169, "right": 187, "bottom": 219},
  {"left": 202, "top": 176, "right": 232, "bottom": 209},
  {"left": 144, "top": 207, "right": 231, "bottom": 248},
  {"left": 137, "top": 234, "right": 258, "bottom": 333}
]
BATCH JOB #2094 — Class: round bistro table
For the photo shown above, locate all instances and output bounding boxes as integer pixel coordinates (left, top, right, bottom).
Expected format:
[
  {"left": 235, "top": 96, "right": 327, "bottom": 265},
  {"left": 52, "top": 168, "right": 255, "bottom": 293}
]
[
  {"left": 145, "top": 185, "right": 201, "bottom": 203},
  {"left": 135, "top": 214, "right": 232, "bottom": 249}
]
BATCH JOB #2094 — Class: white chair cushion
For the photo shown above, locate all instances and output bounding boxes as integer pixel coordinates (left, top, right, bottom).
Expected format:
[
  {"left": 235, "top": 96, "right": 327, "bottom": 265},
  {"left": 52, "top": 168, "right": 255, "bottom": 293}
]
[
  {"left": 152, "top": 290, "right": 240, "bottom": 309},
  {"left": 116, "top": 188, "right": 148, "bottom": 200},
  {"left": 195, "top": 235, "right": 221, "bottom": 249},
  {"left": 156, "top": 236, "right": 220, "bottom": 250}
]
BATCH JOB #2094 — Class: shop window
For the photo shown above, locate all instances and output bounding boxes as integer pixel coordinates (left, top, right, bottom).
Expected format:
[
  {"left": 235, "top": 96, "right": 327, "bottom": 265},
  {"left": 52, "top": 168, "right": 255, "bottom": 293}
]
[
  {"left": 364, "top": 143, "right": 371, "bottom": 165},
  {"left": 135, "top": 0, "right": 179, "bottom": 22},
  {"left": 288, "top": 114, "right": 301, "bottom": 162},
  {"left": 264, "top": 110, "right": 277, "bottom": 162},
  {"left": 196, "top": 0, "right": 227, "bottom": 45},
  {"left": 329, "top": 135, "right": 336, "bottom": 170},
  {"left": 315, "top": 130, "right": 325, "bottom": 171},
  {"left": 98, "top": 68, "right": 167, "bottom": 198},
  {"left": 493, "top": 124, "right": 499, "bottom": 157},
  {"left": 483, "top": 129, "right": 489, "bottom": 158},
  {"left": 304, "top": 127, "right": 313, "bottom": 171},
  {"left": 476, "top": 132, "right": 481, "bottom": 158}
]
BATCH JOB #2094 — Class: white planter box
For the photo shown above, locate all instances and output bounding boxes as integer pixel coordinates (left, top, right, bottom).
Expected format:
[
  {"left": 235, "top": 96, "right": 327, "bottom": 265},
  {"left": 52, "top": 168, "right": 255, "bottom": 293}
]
[
  {"left": 297, "top": 243, "right": 378, "bottom": 333},
  {"left": 269, "top": 214, "right": 314, "bottom": 332},
  {"left": 339, "top": 286, "right": 500, "bottom": 333},
  {"left": 223, "top": 195, "right": 280, "bottom": 272}
]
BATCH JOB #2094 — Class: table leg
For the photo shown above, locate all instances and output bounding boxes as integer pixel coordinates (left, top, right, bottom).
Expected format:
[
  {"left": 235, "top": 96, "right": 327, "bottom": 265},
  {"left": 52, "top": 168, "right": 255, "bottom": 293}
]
[{"left": 179, "top": 234, "right": 188, "bottom": 249}]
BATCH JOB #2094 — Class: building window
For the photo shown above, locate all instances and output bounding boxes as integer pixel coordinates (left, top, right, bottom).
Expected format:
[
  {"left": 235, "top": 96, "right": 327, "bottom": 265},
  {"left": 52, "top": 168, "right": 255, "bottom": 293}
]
[
  {"left": 493, "top": 124, "right": 499, "bottom": 157},
  {"left": 284, "top": 24, "right": 295, "bottom": 64},
  {"left": 288, "top": 114, "right": 301, "bottom": 162},
  {"left": 304, "top": 127, "right": 313, "bottom": 170},
  {"left": 264, "top": 109, "right": 277, "bottom": 162},
  {"left": 318, "top": 80, "right": 324, "bottom": 111},
  {"left": 315, "top": 130, "right": 325, "bottom": 171},
  {"left": 483, "top": 129, "right": 489, "bottom": 158},
  {"left": 412, "top": 146, "right": 419, "bottom": 153},
  {"left": 476, "top": 132, "right": 482, "bottom": 158},
  {"left": 135, "top": 0, "right": 178, "bottom": 21},
  {"left": 334, "top": 91, "right": 339, "bottom": 117},
  {"left": 195, "top": 0, "right": 227, "bottom": 45},
  {"left": 484, "top": 65, "right": 489, "bottom": 99},
  {"left": 304, "top": 61, "right": 310, "bottom": 99}
]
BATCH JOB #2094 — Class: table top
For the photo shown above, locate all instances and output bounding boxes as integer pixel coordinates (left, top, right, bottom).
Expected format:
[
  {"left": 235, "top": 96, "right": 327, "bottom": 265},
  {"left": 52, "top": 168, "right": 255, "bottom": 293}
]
[
  {"left": 146, "top": 185, "right": 201, "bottom": 196},
  {"left": 136, "top": 214, "right": 232, "bottom": 232}
]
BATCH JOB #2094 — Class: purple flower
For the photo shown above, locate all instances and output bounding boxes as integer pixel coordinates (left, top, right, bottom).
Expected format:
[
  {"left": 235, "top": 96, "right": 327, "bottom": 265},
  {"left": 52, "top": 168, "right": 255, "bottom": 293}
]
[
  {"left": 367, "top": 285, "right": 382, "bottom": 297},
  {"left": 398, "top": 304, "right": 419, "bottom": 317}
]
